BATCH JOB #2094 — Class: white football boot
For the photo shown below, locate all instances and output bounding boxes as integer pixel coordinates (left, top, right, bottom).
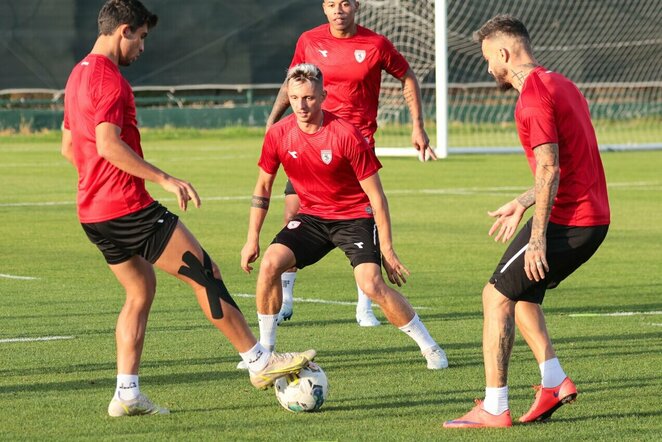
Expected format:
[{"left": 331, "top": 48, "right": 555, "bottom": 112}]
[{"left": 422, "top": 345, "right": 449, "bottom": 370}]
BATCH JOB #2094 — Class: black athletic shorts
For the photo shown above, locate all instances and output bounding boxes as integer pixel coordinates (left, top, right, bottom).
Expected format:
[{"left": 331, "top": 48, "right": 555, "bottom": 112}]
[
  {"left": 81, "top": 201, "right": 179, "bottom": 265},
  {"left": 489, "top": 217, "right": 608, "bottom": 304},
  {"left": 272, "top": 214, "right": 381, "bottom": 269},
  {"left": 284, "top": 179, "right": 296, "bottom": 196}
]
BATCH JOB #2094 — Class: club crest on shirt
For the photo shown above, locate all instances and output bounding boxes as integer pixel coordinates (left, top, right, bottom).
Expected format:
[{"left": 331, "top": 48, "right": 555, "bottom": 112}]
[
  {"left": 287, "top": 220, "right": 301, "bottom": 229},
  {"left": 354, "top": 50, "right": 366, "bottom": 63},
  {"left": 321, "top": 149, "right": 332, "bottom": 164}
]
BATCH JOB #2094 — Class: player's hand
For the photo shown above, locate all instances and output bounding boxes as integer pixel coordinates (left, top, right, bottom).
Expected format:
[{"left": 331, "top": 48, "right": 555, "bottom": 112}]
[
  {"left": 381, "top": 249, "right": 410, "bottom": 287},
  {"left": 524, "top": 235, "right": 548, "bottom": 281},
  {"left": 488, "top": 200, "right": 525, "bottom": 243},
  {"left": 412, "top": 127, "right": 436, "bottom": 161},
  {"left": 240, "top": 240, "right": 260, "bottom": 274},
  {"left": 161, "top": 176, "right": 201, "bottom": 211}
]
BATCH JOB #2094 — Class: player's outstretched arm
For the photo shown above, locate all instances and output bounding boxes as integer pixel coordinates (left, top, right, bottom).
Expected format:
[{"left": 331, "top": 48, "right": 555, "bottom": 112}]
[
  {"left": 359, "top": 173, "right": 410, "bottom": 286},
  {"left": 400, "top": 68, "right": 436, "bottom": 161},
  {"left": 241, "top": 168, "right": 276, "bottom": 273},
  {"left": 265, "top": 79, "right": 290, "bottom": 132},
  {"left": 95, "top": 122, "right": 200, "bottom": 211},
  {"left": 487, "top": 198, "right": 528, "bottom": 243}
]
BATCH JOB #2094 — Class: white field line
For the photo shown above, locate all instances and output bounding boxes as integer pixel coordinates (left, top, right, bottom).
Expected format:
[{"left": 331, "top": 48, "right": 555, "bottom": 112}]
[
  {"left": 0, "top": 163, "right": 71, "bottom": 168},
  {"left": 650, "top": 323, "right": 662, "bottom": 327},
  {"left": 234, "top": 293, "right": 431, "bottom": 310},
  {"left": 0, "top": 195, "right": 255, "bottom": 207},
  {"left": 2, "top": 310, "right": 658, "bottom": 345},
  {"left": 0, "top": 201, "right": 74, "bottom": 207},
  {"left": 1, "top": 181, "right": 658, "bottom": 208},
  {"left": 0, "top": 273, "right": 38, "bottom": 280},
  {"left": 569, "top": 311, "right": 662, "bottom": 317},
  {"left": 0, "top": 336, "right": 74, "bottom": 344}
]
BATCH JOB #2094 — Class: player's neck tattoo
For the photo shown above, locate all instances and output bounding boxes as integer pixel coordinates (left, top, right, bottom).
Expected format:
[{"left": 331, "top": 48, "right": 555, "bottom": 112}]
[{"left": 511, "top": 63, "right": 538, "bottom": 88}]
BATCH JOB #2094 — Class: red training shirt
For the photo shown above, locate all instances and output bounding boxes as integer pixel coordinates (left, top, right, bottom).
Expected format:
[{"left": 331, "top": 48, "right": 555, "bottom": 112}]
[
  {"left": 515, "top": 67, "right": 610, "bottom": 227},
  {"left": 291, "top": 24, "right": 410, "bottom": 147},
  {"left": 63, "top": 54, "right": 153, "bottom": 223},
  {"left": 259, "top": 111, "right": 382, "bottom": 220}
]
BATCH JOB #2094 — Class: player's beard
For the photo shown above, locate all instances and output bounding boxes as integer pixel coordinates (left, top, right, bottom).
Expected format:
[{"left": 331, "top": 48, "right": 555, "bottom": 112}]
[
  {"left": 119, "top": 54, "right": 138, "bottom": 67},
  {"left": 492, "top": 66, "right": 513, "bottom": 91}
]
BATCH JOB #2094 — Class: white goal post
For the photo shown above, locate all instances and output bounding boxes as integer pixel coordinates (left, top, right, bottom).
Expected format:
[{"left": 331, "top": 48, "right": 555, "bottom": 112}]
[{"left": 359, "top": 0, "right": 662, "bottom": 158}]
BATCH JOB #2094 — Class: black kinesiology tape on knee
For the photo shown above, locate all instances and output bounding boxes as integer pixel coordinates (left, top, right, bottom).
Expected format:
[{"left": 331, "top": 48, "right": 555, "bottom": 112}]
[{"left": 178, "top": 250, "right": 240, "bottom": 319}]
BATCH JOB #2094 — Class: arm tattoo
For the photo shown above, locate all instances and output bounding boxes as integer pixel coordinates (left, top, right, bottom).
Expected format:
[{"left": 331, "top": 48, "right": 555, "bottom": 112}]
[
  {"left": 517, "top": 187, "right": 536, "bottom": 208},
  {"left": 251, "top": 195, "right": 270, "bottom": 210},
  {"left": 402, "top": 75, "right": 424, "bottom": 125},
  {"left": 531, "top": 143, "right": 560, "bottom": 240}
]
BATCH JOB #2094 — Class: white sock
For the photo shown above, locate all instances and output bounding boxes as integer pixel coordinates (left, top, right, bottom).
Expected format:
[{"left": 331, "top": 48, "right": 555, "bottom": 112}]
[
  {"left": 356, "top": 285, "right": 373, "bottom": 313},
  {"left": 258, "top": 313, "right": 278, "bottom": 349},
  {"left": 398, "top": 314, "right": 437, "bottom": 352},
  {"left": 483, "top": 386, "right": 509, "bottom": 415},
  {"left": 240, "top": 342, "right": 272, "bottom": 373},
  {"left": 540, "top": 357, "right": 566, "bottom": 388},
  {"left": 281, "top": 272, "right": 296, "bottom": 305},
  {"left": 115, "top": 374, "right": 140, "bottom": 401}
]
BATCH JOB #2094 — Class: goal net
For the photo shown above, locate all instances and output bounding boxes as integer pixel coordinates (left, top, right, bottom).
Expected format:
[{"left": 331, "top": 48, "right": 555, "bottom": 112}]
[{"left": 358, "top": 0, "right": 662, "bottom": 155}]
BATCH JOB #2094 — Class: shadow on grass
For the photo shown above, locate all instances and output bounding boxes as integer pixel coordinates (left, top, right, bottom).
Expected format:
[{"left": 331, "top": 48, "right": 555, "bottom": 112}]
[
  {"left": 547, "top": 409, "right": 662, "bottom": 424},
  {"left": 0, "top": 367, "right": 250, "bottom": 395}
]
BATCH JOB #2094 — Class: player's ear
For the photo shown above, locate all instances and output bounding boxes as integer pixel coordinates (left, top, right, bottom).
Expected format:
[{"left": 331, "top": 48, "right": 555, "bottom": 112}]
[
  {"left": 119, "top": 24, "right": 132, "bottom": 39},
  {"left": 499, "top": 47, "right": 510, "bottom": 63}
]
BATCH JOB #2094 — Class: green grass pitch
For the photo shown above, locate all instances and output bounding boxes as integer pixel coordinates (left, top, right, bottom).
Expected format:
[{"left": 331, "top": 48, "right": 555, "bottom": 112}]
[{"left": 1, "top": 130, "right": 661, "bottom": 440}]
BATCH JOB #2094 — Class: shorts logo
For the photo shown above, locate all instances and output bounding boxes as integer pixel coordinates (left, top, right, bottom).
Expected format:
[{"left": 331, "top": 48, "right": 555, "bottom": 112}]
[
  {"left": 354, "top": 242, "right": 364, "bottom": 249},
  {"left": 354, "top": 50, "right": 366, "bottom": 63},
  {"left": 287, "top": 221, "right": 301, "bottom": 229},
  {"left": 321, "top": 149, "right": 332, "bottom": 164}
]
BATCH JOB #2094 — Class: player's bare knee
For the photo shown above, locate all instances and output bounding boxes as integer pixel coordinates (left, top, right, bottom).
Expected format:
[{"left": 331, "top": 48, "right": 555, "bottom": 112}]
[
  {"left": 358, "top": 277, "right": 385, "bottom": 302},
  {"left": 483, "top": 283, "right": 514, "bottom": 314},
  {"left": 260, "top": 253, "right": 289, "bottom": 282}
]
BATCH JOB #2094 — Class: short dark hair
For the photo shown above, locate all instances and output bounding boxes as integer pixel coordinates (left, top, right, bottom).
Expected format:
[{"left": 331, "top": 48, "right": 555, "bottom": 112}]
[
  {"left": 474, "top": 14, "right": 531, "bottom": 47},
  {"left": 98, "top": 0, "right": 158, "bottom": 35}
]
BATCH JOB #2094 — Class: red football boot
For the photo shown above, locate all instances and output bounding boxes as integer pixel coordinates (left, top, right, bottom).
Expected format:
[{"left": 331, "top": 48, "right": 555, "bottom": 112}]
[
  {"left": 443, "top": 400, "right": 513, "bottom": 428},
  {"left": 519, "top": 377, "right": 578, "bottom": 423}
]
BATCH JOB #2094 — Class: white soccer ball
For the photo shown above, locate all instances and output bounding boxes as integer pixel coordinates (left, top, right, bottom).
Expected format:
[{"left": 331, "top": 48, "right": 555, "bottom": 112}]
[{"left": 274, "top": 362, "right": 328, "bottom": 412}]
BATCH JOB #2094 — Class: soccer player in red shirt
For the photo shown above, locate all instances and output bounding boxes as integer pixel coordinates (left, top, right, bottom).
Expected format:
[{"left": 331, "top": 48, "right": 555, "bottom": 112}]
[
  {"left": 443, "top": 15, "right": 610, "bottom": 429},
  {"left": 241, "top": 63, "right": 448, "bottom": 371},
  {"left": 267, "top": 0, "right": 435, "bottom": 328},
  {"left": 61, "top": 0, "right": 314, "bottom": 417}
]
